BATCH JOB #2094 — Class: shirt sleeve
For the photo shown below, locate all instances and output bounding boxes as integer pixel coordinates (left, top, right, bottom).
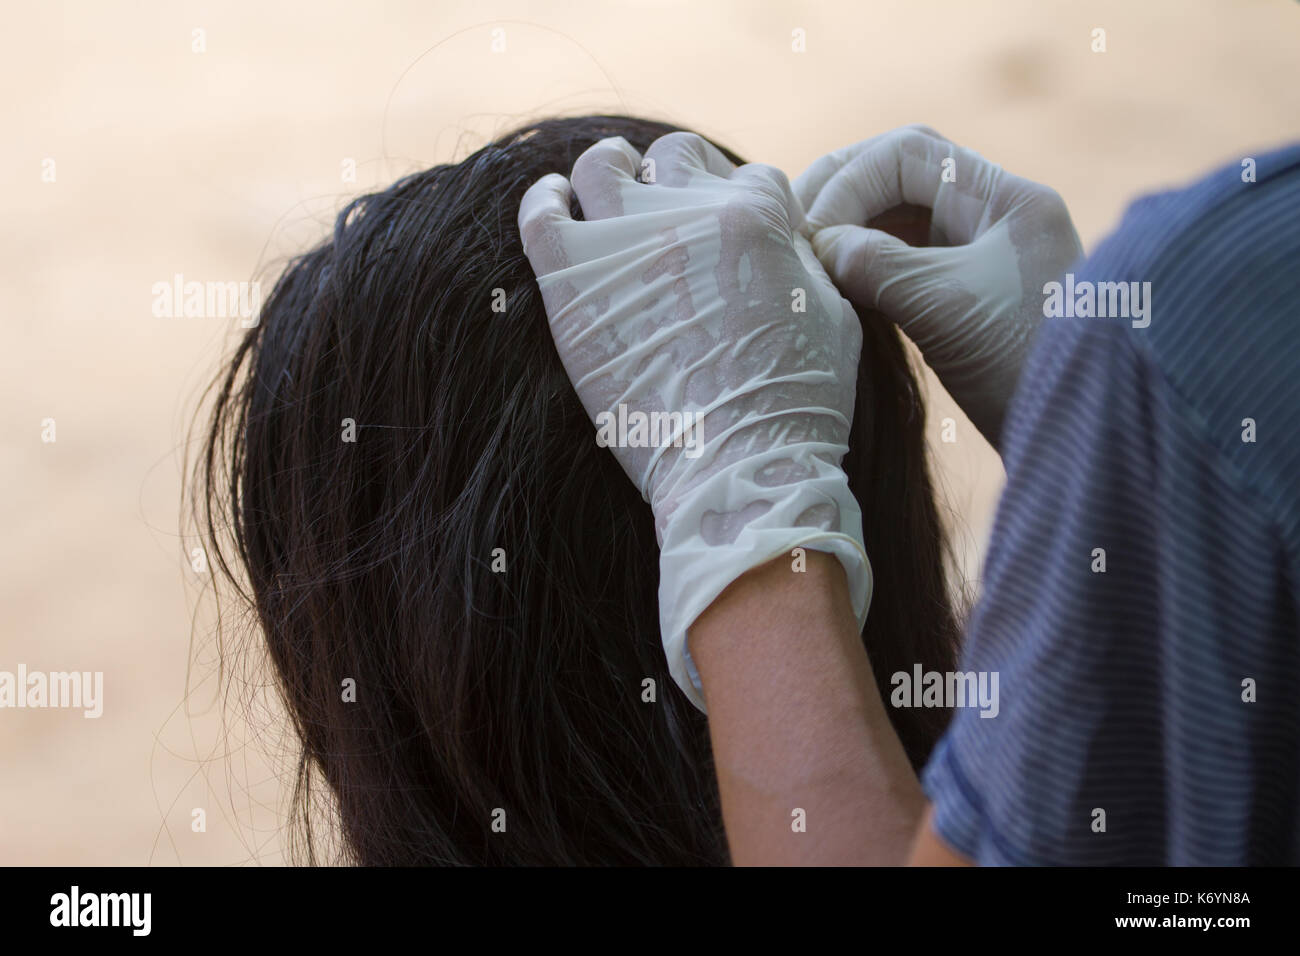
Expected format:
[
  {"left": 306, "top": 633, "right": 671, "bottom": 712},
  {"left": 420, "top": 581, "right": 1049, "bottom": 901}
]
[{"left": 920, "top": 230, "right": 1300, "bottom": 864}]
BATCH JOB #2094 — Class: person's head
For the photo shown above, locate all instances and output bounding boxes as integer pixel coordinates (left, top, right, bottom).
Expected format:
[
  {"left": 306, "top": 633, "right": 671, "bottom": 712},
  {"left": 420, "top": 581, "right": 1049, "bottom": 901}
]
[{"left": 194, "top": 114, "right": 960, "bottom": 865}]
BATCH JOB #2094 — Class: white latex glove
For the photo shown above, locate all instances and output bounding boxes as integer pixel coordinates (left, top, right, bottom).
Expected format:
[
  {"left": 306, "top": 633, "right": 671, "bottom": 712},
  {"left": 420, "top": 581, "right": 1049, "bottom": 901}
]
[
  {"left": 796, "top": 126, "right": 1083, "bottom": 448},
  {"left": 518, "top": 132, "right": 871, "bottom": 712}
]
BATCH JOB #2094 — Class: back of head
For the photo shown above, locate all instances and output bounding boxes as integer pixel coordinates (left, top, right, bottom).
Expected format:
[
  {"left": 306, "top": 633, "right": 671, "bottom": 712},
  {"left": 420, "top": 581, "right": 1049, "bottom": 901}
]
[{"left": 197, "top": 115, "right": 959, "bottom": 865}]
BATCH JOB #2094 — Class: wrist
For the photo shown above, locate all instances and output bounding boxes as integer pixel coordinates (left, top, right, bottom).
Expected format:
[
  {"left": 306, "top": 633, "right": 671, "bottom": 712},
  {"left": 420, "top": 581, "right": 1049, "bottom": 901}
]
[
  {"left": 688, "top": 549, "right": 854, "bottom": 671},
  {"left": 655, "top": 470, "right": 873, "bottom": 712}
]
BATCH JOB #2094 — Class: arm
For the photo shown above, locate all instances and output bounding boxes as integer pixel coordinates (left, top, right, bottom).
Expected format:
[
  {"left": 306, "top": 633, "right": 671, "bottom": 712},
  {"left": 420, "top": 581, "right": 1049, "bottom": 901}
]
[
  {"left": 518, "top": 132, "right": 915, "bottom": 864},
  {"left": 689, "top": 551, "right": 922, "bottom": 866},
  {"left": 908, "top": 805, "right": 972, "bottom": 866},
  {"left": 909, "top": 184, "right": 1299, "bottom": 863}
]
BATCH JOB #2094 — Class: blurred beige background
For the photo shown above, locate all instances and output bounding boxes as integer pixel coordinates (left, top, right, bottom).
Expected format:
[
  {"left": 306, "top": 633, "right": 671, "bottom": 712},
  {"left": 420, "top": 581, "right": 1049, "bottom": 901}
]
[{"left": 2, "top": 0, "right": 1296, "bottom": 865}]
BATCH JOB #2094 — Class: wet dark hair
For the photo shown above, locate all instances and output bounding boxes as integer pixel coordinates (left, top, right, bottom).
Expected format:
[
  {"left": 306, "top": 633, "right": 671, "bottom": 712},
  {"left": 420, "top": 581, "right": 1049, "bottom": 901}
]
[{"left": 193, "top": 115, "right": 960, "bottom": 865}]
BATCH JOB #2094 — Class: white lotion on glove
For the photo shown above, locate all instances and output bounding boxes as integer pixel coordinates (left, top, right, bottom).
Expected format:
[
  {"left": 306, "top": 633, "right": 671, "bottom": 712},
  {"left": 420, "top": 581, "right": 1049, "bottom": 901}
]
[{"left": 519, "top": 133, "right": 872, "bottom": 710}]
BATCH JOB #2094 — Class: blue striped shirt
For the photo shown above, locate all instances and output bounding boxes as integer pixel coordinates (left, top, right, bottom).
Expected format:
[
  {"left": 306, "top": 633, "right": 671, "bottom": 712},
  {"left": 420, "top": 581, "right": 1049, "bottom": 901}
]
[{"left": 922, "top": 143, "right": 1300, "bottom": 865}]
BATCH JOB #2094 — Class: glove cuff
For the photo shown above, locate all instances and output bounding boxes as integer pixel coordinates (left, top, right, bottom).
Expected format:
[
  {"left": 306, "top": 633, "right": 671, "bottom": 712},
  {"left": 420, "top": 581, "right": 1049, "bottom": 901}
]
[{"left": 656, "top": 477, "right": 872, "bottom": 713}]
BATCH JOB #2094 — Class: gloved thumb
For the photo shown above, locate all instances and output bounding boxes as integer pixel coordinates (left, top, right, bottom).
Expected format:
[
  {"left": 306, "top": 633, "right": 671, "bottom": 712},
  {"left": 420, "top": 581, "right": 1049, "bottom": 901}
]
[{"left": 810, "top": 224, "right": 920, "bottom": 309}]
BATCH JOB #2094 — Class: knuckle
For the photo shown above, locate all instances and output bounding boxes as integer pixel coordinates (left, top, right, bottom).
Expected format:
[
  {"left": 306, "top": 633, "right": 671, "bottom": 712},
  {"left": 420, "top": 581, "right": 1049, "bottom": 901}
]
[
  {"left": 518, "top": 212, "right": 548, "bottom": 246},
  {"left": 725, "top": 199, "right": 775, "bottom": 235},
  {"left": 743, "top": 162, "right": 793, "bottom": 193},
  {"left": 573, "top": 138, "right": 629, "bottom": 175},
  {"left": 645, "top": 132, "right": 710, "bottom": 185},
  {"left": 1028, "top": 183, "right": 1072, "bottom": 224},
  {"left": 653, "top": 131, "right": 708, "bottom": 155},
  {"left": 895, "top": 127, "right": 936, "bottom": 152},
  {"left": 728, "top": 185, "right": 794, "bottom": 236}
]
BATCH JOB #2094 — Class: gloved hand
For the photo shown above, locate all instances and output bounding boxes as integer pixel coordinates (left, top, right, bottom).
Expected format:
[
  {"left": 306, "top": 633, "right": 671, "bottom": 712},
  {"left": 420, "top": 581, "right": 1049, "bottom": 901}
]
[
  {"left": 795, "top": 126, "right": 1083, "bottom": 448},
  {"left": 518, "top": 132, "right": 871, "bottom": 711}
]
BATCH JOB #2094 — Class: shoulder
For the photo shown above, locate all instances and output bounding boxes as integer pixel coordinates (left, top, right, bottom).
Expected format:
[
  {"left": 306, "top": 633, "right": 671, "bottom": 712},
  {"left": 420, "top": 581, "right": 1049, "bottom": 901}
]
[
  {"left": 1025, "top": 141, "right": 1300, "bottom": 543},
  {"left": 1095, "top": 141, "right": 1300, "bottom": 278}
]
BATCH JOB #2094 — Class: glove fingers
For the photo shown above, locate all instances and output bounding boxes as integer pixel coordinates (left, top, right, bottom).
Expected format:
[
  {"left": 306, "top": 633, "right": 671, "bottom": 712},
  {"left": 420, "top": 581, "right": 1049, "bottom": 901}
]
[
  {"left": 642, "top": 131, "right": 736, "bottom": 186},
  {"left": 517, "top": 172, "right": 576, "bottom": 275},
  {"left": 810, "top": 223, "right": 919, "bottom": 308},
  {"left": 790, "top": 231, "right": 858, "bottom": 338},
  {"left": 805, "top": 128, "right": 1004, "bottom": 245},
  {"left": 570, "top": 136, "right": 644, "bottom": 220},
  {"left": 793, "top": 124, "right": 945, "bottom": 213},
  {"left": 729, "top": 162, "right": 807, "bottom": 235}
]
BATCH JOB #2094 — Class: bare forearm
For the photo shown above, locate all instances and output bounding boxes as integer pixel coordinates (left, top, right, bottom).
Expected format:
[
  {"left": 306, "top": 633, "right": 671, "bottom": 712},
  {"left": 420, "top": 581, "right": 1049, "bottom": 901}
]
[{"left": 688, "top": 550, "right": 923, "bottom": 865}]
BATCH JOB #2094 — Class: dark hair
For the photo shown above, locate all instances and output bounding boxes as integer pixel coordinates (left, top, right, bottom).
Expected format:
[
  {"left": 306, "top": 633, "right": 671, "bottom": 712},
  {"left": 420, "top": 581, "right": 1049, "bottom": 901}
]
[{"left": 192, "top": 115, "right": 960, "bottom": 865}]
